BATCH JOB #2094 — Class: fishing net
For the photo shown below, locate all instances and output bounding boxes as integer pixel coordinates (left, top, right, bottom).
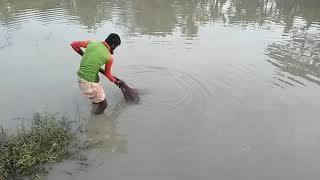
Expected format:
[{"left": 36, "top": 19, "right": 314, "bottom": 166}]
[
  {"left": 99, "top": 71, "right": 140, "bottom": 104},
  {"left": 118, "top": 81, "right": 140, "bottom": 104}
]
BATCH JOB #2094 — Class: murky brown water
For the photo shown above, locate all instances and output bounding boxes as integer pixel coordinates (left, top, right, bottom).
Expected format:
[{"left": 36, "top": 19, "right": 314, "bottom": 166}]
[{"left": 1, "top": 0, "right": 320, "bottom": 179}]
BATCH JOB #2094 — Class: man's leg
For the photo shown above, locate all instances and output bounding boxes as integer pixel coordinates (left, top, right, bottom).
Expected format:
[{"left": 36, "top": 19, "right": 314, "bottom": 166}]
[
  {"left": 79, "top": 78, "right": 108, "bottom": 114},
  {"left": 95, "top": 98, "right": 108, "bottom": 114},
  {"left": 91, "top": 81, "right": 108, "bottom": 114}
]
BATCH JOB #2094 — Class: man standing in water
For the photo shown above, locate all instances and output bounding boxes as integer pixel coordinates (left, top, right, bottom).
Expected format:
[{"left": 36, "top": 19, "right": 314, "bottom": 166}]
[{"left": 71, "top": 33, "right": 122, "bottom": 114}]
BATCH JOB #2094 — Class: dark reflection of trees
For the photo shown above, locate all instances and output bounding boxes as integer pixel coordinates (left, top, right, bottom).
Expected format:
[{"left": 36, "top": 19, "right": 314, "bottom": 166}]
[
  {"left": 174, "top": 0, "right": 228, "bottom": 37},
  {"left": 1, "top": 0, "right": 320, "bottom": 35},
  {"left": 218, "top": 0, "right": 320, "bottom": 29},
  {"left": 131, "top": 0, "right": 177, "bottom": 36},
  {"left": 0, "top": 0, "right": 60, "bottom": 23},
  {"left": 0, "top": 0, "right": 16, "bottom": 26},
  {"left": 61, "top": 0, "right": 113, "bottom": 30},
  {"left": 266, "top": 31, "right": 320, "bottom": 85}
]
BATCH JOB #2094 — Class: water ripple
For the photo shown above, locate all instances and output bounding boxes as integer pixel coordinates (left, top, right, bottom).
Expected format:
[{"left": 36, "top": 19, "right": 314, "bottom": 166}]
[{"left": 118, "top": 65, "right": 212, "bottom": 116}]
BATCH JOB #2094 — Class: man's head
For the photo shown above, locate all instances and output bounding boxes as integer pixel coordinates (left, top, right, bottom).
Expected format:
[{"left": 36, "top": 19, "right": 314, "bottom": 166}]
[{"left": 105, "top": 33, "right": 121, "bottom": 54}]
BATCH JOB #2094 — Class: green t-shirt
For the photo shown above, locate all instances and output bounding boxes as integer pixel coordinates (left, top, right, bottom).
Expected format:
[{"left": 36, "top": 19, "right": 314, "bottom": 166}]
[{"left": 77, "top": 41, "right": 111, "bottom": 82}]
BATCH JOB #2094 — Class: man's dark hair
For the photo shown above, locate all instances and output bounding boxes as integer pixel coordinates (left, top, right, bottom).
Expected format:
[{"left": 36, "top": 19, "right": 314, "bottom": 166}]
[{"left": 105, "top": 33, "right": 121, "bottom": 47}]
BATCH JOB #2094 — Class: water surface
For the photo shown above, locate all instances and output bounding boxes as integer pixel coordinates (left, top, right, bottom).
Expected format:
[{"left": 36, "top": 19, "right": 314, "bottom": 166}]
[{"left": 0, "top": 0, "right": 320, "bottom": 179}]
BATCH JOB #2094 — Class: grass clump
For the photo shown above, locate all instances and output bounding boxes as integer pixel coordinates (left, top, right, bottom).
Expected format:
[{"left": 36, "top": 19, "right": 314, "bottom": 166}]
[{"left": 0, "top": 113, "right": 75, "bottom": 179}]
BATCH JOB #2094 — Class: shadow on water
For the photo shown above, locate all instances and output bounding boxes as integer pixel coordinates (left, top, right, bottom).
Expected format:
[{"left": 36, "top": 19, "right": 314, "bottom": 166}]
[
  {"left": 43, "top": 101, "right": 129, "bottom": 179},
  {"left": 86, "top": 100, "right": 128, "bottom": 153}
]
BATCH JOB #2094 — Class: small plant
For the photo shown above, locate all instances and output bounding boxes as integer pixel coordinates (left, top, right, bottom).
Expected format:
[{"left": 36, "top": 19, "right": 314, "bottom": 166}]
[{"left": 0, "top": 113, "right": 76, "bottom": 179}]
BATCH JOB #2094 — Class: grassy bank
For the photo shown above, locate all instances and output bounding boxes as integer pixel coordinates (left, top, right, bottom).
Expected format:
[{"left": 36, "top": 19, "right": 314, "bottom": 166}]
[{"left": 0, "top": 113, "right": 78, "bottom": 179}]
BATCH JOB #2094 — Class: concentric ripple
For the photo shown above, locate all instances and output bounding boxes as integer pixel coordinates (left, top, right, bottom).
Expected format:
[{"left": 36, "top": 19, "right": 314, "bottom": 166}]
[{"left": 118, "top": 65, "right": 212, "bottom": 115}]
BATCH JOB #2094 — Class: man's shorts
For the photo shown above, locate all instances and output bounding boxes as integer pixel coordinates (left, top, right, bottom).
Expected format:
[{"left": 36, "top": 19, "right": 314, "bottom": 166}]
[{"left": 78, "top": 77, "right": 106, "bottom": 103}]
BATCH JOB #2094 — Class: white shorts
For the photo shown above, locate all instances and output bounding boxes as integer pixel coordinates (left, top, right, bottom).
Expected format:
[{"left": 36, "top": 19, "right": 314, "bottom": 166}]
[{"left": 78, "top": 77, "right": 106, "bottom": 103}]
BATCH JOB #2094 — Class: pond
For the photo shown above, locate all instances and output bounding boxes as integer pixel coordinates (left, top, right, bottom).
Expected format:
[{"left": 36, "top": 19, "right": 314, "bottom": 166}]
[{"left": 0, "top": 0, "right": 320, "bottom": 179}]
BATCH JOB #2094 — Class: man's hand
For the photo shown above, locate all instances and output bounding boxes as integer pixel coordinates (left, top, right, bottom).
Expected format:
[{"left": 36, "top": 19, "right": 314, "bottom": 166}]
[
  {"left": 99, "top": 69, "right": 122, "bottom": 86},
  {"left": 114, "top": 77, "right": 124, "bottom": 87},
  {"left": 114, "top": 78, "right": 123, "bottom": 87}
]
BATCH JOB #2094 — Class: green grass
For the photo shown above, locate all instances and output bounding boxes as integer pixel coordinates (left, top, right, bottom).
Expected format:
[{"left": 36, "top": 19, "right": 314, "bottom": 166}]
[{"left": 0, "top": 113, "right": 77, "bottom": 179}]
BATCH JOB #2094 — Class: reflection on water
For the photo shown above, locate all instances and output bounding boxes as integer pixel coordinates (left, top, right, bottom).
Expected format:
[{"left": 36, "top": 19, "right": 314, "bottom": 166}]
[
  {"left": 86, "top": 101, "right": 128, "bottom": 153},
  {"left": 1, "top": 0, "right": 320, "bottom": 34},
  {"left": 266, "top": 30, "right": 320, "bottom": 86},
  {"left": 1, "top": 0, "right": 320, "bottom": 179}
]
